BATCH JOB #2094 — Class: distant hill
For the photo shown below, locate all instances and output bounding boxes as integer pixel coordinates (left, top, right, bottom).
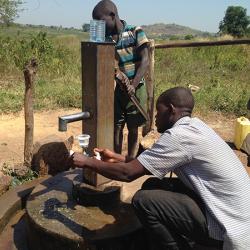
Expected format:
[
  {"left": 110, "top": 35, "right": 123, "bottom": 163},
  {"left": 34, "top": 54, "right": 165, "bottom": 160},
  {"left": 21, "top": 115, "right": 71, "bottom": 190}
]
[
  {"left": 0, "top": 22, "right": 213, "bottom": 40},
  {"left": 0, "top": 23, "right": 85, "bottom": 39},
  {"left": 141, "top": 23, "right": 213, "bottom": 39}
]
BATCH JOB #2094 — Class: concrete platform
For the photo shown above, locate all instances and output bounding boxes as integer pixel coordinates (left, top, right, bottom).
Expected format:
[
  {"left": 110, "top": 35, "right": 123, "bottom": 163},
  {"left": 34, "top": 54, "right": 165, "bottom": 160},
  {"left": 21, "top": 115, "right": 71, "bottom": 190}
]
[
  {"left": 0, "top": 210, "right": 28, "bottom": 250},
  {"left": 26, "top": 169, "right": 145, "bottom": 250},
  {"left": 0, "top": 177, "right": 47, "bottom": 234},
  {"left": 0, "top": 171, "right": 149, "bottom": 250},
  {"left": 0, "top": 177, "right": 48, "bottom": 250}
]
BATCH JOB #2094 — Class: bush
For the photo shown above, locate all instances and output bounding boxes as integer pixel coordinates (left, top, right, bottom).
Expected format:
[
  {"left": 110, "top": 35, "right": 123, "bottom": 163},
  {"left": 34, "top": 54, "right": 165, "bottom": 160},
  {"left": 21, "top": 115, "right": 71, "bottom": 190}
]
[
  {"left": 184, "top": 34, "right": 194, "bottom": 40},
  {"left": 0, "top": 31, "right": 82, "bottom": 113}
]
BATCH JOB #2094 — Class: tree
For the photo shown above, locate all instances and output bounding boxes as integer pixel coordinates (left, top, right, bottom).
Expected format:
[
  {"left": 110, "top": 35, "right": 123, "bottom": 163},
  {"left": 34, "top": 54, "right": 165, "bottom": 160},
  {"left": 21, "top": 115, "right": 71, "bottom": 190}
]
[
  {"left": 184, "top": 34, "right": 194, "bottom": 40},
  {"left": 0, "top": 0, "right": 23, "bottom": 25},
  {"left": 219, "top": 6, "right": 250, "bottom": 37},
  {"left": 82, "top": 23, "right": 90, "bottom": 32}
]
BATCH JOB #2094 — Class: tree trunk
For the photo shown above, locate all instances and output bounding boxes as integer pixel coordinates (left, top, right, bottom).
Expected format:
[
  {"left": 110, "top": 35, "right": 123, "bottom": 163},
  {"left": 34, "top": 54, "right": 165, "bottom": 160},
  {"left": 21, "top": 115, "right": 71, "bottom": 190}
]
[{"left": 23, "top": 59, "right": 37, "bottom": 168}]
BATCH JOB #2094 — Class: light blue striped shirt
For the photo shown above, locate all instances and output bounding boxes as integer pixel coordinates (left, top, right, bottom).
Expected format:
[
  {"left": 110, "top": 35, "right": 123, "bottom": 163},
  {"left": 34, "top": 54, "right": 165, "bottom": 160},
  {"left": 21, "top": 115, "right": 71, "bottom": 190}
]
[{"left": 138, "top": 116, "right": 250, "bottom": 250}]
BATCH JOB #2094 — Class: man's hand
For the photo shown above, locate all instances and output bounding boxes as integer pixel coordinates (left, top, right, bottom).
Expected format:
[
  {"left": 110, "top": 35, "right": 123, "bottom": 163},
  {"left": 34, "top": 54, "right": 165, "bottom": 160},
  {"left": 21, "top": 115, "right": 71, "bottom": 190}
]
[
  {"left": 126, "top": 84, "right": 136, "bottom": 96},
  {"left": 72, "top": 153, "right": 89, "bottom": 168},
  {"left": 94, "top": 148, "right": 125, "bottom": 163},
  {"left": 71, "top": 150, "right": 145, "bottom": 182},
  {"left": 115, "top": 71, "right": 135, "bottom": 96}
]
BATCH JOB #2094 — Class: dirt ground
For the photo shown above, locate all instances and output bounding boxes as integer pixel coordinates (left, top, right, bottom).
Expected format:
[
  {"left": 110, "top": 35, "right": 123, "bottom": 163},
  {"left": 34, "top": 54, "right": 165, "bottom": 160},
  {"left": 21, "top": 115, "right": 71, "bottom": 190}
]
[
  {"left": 0, "top": 109, "right": 83, "bottom": 168},
  {"left": 0, "top": 108, "right": 237, "bottom": 168}
]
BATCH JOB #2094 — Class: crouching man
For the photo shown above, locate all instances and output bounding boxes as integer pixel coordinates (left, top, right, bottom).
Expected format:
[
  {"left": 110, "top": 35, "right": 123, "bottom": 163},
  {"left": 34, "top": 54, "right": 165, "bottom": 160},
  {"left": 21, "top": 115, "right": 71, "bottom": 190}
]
[{"left": 73, "top": 87, "right": 250, "bottom": 250}]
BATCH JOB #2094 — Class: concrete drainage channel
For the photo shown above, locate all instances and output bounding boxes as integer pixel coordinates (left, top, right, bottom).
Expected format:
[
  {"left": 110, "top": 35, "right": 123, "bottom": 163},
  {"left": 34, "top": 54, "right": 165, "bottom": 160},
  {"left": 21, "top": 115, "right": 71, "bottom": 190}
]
[
  {"left": 0, "top": 177, "right": 47, "bottom": 250},
  {"left": 0, "top": 170, "right": 149, "bottom": 250}
]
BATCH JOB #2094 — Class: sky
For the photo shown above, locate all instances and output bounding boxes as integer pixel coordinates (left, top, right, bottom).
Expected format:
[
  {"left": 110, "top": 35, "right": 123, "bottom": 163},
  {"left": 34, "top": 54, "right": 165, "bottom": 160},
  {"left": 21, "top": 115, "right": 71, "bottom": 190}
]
[{"left": 16, "top": 0, "right": 250, "bottom": 33}]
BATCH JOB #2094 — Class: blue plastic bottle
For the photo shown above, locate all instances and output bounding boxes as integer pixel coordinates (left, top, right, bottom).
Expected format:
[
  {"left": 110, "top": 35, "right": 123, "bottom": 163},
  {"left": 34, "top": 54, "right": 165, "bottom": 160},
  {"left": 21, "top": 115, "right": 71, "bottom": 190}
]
[{"left": 89, "top": 20, "right": 105, "bottom": 42}]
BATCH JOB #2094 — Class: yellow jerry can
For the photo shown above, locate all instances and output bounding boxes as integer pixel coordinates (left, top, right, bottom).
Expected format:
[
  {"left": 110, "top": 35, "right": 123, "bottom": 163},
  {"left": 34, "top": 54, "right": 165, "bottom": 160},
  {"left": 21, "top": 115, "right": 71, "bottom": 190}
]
[{"left": 234, "top": 117, "right": 250, "bottom": 150}]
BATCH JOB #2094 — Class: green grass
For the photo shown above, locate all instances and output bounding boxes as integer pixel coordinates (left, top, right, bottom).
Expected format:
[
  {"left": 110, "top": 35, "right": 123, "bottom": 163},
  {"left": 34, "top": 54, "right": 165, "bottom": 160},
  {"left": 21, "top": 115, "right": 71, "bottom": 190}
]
[
  {"left": 0, "top": 77, "right": 82, "bottom": 112},
  {"left": 0, "top": 23, "right": 88, "bottom": 39},
  {"left": 0, "top": 24, "right": 249, "bottom": 116},
  {"left": 154, "top": 45, "right": 250, "bottom": 116}
]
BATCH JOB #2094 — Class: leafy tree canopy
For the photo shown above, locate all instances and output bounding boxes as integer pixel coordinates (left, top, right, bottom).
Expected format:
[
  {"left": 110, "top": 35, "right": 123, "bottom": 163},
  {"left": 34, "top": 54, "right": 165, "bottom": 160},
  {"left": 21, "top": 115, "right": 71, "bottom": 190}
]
[
  {"left": 82, "top": 23, "right": 90, "bottom": 32},
  {"left": 219, "top": 6, "right": 250, "bottom": 37},
  {"left": 0, "top": 0, "right": 23, "bottom": 25}
]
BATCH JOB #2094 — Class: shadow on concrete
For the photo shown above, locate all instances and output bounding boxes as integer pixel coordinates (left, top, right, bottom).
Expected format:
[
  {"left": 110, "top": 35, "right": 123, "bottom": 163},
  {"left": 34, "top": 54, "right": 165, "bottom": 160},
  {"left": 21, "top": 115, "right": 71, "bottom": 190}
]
[{"left": 13, "top": 213, "right": 29, "bottom": 250}]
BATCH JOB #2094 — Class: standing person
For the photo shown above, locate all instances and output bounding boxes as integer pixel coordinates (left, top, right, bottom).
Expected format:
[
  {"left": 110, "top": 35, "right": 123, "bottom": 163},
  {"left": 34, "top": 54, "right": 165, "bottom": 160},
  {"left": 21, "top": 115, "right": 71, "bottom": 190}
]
[
  {"left": 92, "top": 0, "right": 149, "bottom": 158},
  {"left": 73, "top": 87, "right": 250, "bottom": 250}
]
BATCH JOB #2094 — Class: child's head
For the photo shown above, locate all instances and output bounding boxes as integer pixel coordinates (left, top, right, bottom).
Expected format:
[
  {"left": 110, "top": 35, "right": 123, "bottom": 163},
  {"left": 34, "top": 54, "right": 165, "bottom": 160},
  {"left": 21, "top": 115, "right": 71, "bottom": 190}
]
[{"left": 92, "top": 0, "right": 119, "bottom": 36}]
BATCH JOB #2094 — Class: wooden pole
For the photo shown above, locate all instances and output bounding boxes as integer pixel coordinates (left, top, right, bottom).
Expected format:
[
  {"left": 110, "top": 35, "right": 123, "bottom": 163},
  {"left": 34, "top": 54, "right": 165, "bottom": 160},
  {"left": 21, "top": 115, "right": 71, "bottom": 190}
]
[
  {"left": 143, "top": 40, "right": 155, "bottom": 137},
  {"left": 155, "top": 39, "right": 250, "bottom": 49},
  {"left": 141, "top": 39, "right": 250, "bottom": 138},
  {"left": 82, "top": 42, "right": 115, "bottom": 187},
  {"left": 23, "top": 59, "right": 37, "bottom": 168}
]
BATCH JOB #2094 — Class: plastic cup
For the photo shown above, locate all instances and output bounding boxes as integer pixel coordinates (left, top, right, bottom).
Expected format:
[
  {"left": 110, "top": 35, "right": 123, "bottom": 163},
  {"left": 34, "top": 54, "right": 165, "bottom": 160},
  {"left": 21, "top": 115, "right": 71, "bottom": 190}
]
[{"left": 77, "top": 134, "right": 90, "bottom": 149}]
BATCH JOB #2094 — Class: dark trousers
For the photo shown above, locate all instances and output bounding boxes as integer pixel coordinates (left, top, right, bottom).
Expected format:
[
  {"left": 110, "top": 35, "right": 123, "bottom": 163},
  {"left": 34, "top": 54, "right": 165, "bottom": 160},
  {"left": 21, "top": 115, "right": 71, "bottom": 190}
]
[{"left": 132, "top": 177, "right": 223, "bottom": 250}]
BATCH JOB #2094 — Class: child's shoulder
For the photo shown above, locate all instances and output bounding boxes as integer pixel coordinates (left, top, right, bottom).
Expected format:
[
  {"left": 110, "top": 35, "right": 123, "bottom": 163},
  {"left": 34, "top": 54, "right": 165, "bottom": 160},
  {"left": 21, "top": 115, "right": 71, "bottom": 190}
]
[
  {"left": 122, "top": 20, "right": 145, "bottom": 33},
  {"left": 124, "top": 24, "right": 136, "bottom": 32},
  {"left": 124, "top": 23, "right": 143, "bottom": 31}
]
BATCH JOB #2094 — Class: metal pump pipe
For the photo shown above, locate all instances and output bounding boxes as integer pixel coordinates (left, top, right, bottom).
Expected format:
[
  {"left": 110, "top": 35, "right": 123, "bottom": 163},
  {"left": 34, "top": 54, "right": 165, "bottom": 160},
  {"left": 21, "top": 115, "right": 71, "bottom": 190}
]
[{"left": 58, "top": 112, "right": 91, "bottom": 132}]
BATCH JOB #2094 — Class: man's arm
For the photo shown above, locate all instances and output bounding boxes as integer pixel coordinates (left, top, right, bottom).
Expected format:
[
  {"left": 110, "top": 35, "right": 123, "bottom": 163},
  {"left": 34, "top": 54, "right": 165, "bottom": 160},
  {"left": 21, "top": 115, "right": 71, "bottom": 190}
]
[
  {"left": 131, "top": 43, "right": 149, "bottom": 90},
  {"left": 72, "top": 153, "right": 149, "bottom": 182}
]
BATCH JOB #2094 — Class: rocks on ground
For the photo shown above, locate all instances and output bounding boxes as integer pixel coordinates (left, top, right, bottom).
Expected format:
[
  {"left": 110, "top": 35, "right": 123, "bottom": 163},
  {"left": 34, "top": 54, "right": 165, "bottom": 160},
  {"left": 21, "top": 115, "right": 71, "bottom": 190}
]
[
  {"left": 31, "top": 135, "right": 74, "bottom": 176},
  {"left": 0, "top": 171, "right": 12, "bottom": 195}
]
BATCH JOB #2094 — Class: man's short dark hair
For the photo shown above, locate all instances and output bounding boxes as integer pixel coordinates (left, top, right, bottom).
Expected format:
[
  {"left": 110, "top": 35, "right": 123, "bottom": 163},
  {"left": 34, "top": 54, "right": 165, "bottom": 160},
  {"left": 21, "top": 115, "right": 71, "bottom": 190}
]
[{"left": 159, "top": 87, "right": 195, "bottom": 113}]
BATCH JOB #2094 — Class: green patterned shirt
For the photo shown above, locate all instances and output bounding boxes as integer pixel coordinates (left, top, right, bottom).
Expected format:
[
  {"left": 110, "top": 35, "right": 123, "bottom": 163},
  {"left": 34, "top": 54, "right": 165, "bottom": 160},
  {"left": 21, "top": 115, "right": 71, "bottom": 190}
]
[{"left": 113, "top": 21, "right": 149, "bottom": 80}]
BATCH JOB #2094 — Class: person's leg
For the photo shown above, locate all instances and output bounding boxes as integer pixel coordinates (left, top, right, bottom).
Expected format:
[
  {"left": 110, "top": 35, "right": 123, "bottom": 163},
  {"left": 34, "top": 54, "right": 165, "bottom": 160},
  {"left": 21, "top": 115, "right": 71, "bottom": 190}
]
[
  {"left": 114, "top": 85, "right": 126, "bottom": 154},
  {"left": 127, "top": 125, "right": 139, "bottom": 158},
  {"left": 126, "top": 81, "right": 147, "bottom": 158},
  {"left": 132, "top": 178, "right": 221, "bottom": 250},
  {"left": 114, "top": 123, "right": 125, "bottom": 154},
  {"left": 126, "top": 111, "right": 146, "bottom": 158}
]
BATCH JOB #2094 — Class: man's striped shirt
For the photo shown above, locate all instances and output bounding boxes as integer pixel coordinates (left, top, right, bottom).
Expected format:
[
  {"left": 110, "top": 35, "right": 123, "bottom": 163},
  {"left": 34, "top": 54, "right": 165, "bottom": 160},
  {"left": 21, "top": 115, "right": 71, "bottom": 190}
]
[{"left": 138, "top": 116, "right": 250, "bottom": 250}]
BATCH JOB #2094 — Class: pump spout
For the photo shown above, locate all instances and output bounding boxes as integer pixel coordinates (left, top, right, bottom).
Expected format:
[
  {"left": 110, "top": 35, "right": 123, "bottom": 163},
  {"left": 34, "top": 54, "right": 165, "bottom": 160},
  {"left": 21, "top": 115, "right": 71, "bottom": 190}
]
[{"left": 58, "top": 112, "right": 91, "bottom": 132}]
